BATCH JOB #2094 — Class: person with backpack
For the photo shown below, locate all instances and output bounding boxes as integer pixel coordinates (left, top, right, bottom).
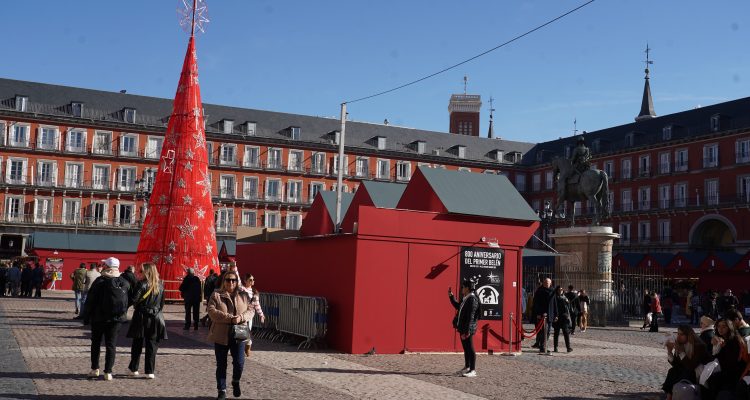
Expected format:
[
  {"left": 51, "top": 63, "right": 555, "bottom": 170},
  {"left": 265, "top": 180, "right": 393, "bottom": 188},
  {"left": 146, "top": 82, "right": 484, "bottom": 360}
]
[
  {"left": 448, "top": 278, "right": 480, "bottom": 377},
  {"left": 126, "top": 263, "right": 167, "bottom": 379},
  {"left": 81, "top": 257, "right": 130, "bottom": 381},
  {"left": 70, "top": 263, "right": 87, "bottom": 315},
  {"left": 180, "top": 268, "right": 203, "bottom": 330}
]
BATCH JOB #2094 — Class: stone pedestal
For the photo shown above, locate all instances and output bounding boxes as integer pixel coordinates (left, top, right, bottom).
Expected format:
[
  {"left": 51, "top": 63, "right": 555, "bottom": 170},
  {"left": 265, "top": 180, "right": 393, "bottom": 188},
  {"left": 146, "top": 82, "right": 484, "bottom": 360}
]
[{"left": 549, "top": 226, "right": 620, "bottom": 326}]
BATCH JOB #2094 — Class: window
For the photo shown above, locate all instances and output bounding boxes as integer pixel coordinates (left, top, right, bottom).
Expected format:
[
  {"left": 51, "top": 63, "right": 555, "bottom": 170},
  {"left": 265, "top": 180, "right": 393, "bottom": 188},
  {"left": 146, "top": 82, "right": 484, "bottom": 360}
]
[
  {"left": 309, "top": 182, "right": 324, "bottom": 202},
  {"left": 286, "top": 213, "right": 302, "bottom": 230},
  {"left": 658, "top": 220, "right": 670, "bottom": 244},
  {"left": 220, "top": 144, "right": 237, "bottom": 165},
  {"left": 267, "top": 148, "right": 282, "bottom": 170},
  {"left": 515, "top": 174, "right": 526, "bottom": 192},
  {"left": 219, "top": 175, "right": 235, "bottom": 199},
  {"left": 206, "top": 142, "right": 214, "bottom": 164},
  {"left": 63, "top": 199, "right": 82, "bottom": 224},
  {"left": 115, "top": 203, "right": 134, "bottom": 226},
  {"left": 215, "top": 209, "right": 234, "bottom": 233},
  {"left": 34, "top": 197, "right": 52, "bottom": 223},
  {"left": 332, "top": 155, "right": 349, "bottom": 175},
  {"left": 71, "top": 102, "right": 83, "bottom": 117},
  {"left": 674, "top": 183, "right": 687, "bottom": 208},
  {"left": 532, "top": 174, "right": 541, "bottom": 192},
  {"left": 416, "top": 141, "right": 426, "bottom": 154},
  {"left": 736, "top": 139, "right": 750, "bottom": 163},
  {"left": 92, "top": 165, "right": 110, "bottom": 190},
  {"left": 290, "top": 126, "right": 301, "bottom": 140},
  {"left": 740, "top": 176, "right": 750, "bottom": 203},
  {"left": 4, "top": 196, "right": 23, "bottom": 222},
  {"left": 244, "top": 122, "right": 256, "bottom": 136},
  {"left": 7, "top": 158, "right": 26, "bottom": 184},
  {"left": 89, "top": 202, "right": 108, "bottom": 226},
  {"left": 10, "top": 124, "right": 29, "bottom": 147},
  {"left": 311, "top": 152, "right": 326, "bottom": 174},
  {"left": 603, "top": 161, "right": 614, "bottom": 179},
  {"left": 662, "top": 126, "right": 672, "bottom": 141},
  {"left": 396, "top": 161, "right": 411, "bottom": 181},
  {"left": 65, "top": 163, "right": 83, "bottom": 188},
  {"left": 703, "top": 144, "right": 719, "bottom": 168},
  {"left": 376, "top": 159, "right": 390, "bottom": 179},
  {"left": 638, "top": 221, "right": 650, "bottom": 243},
  {"left": 124, "top": 108, "right": 136, "bottom": 123},
  {"left": 286, "top": 180, "right": 302, "bottom": 203},
  {"left": 638, "top": 187, "right": 650, "bottom": 210},
  {"left": 66, "top": 129, "right": 86, "bottom": 152},
  {"left": 243, "top": 146, "right": 260, "bottom": 168},
  {"left": 545, "top": 171, "right": 554, "bottom": 190},
  {"left": 710, "top": 115, "right": 721, "bottom": 132},
  {"left": 222, "top": 119, "right": 234, "bottom": 134},
  {"left": 15, "top": 96, "right": 28, "bottom": 112},
  {"left": 38, "top": 127, "right": 58, "bottom": 150},
  {"left": 706, "top": 179, "right": 719, "bottom": 206},
  {"left": 145, "top": 137, "right": 163, "bottom": 159},
  {"left": 621, "top": 159, "right": 631, "bottom": 180},
  {"left": 120, "top": 134, "right": 137, "bottom": 157},
  {"left": 37, "top": 161, "right": 56, "bottom": 187},
  {"left": 377, "top": 137, "right": 386, "bottom": 150},
  {"left": 659, "top": 184, "right": 670, "bottom": 209},
  {"left": 458, "top": 121, "right": 472, "bottom": 135},
  {"left": 456, "top": 146, "right": 466, "bottom": 159},
  {"left": 625, "top": 133, "right": 634, "bottom": 147},
  {"left": 495, "top": 150, "right": 505, "bottom": 162},
  {"left": 618, "top": 223, "right": 631, "bottom": 244},
  {"left": 675, "top": 149, "right": 688, "bottom": 171},
  {"left": 638, "top": 155, "right": 650, "bottom": 177},
  {"left": 287, "top": 150, "right": 303, "bottom": 172},
  {"left": 241, "top": 210, "right": 257, "bottom": 227},
  {"left": 265, "top": 211, "right": 280, "bottom": 229},
  {"left": 355, "top": 157, "right": 369, "bottom": 178},
  {"left": 118, "top": 167, "right": 136, "bottom": 191},
  {"left": 0, "top": 121, "right": 5, "bottom": 146},
  {"left": 658, "top": 152, "right": 670, "bottom": 174},
  {"left": 243, "top": 176, "right": 259, "bottom": 200},
  {"left": 265, "top": 179, "right": 281, "bottom": 201},
  {"left": 93, "top": 131, "right": 112, "bottom": 155},
  {"left": 621, "top": 189, "right": 632, "bottom": 212}
]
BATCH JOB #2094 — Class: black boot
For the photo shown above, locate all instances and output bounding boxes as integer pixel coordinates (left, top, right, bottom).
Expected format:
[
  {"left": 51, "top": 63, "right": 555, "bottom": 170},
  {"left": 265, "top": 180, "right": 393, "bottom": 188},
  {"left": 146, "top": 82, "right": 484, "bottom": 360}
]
[
  {"left": 217, "top": 390, "right": 226, "bottom": 400},
  {"left": 232, "top": 381, "right": 241, "bottom": 397}
]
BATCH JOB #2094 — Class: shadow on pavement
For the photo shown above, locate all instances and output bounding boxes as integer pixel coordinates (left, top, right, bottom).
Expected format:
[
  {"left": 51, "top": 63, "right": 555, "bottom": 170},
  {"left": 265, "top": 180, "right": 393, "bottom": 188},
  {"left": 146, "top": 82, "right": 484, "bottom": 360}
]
[
  {"left": 3, "top": 395, "right": 209, "bottom": 400},
  {"left": 288, "top": 367, "right": 447, "bottom": 377},
  {"left": 542, "top": 392, "right": 660, "bottom": 400}
]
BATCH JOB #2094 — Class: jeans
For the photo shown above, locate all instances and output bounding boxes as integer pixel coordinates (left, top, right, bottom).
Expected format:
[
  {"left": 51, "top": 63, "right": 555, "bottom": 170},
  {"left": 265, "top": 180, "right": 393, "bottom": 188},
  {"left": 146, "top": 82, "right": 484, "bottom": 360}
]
[
  {"left": 460, "top": 334, "right": 476, "bottom": 371},
  {"left": 129, "top": 337, "right": 159, "bottom": 374},
  {"left": 214, "top": 340, "right": 245, "bottom": 391},
  {"left": 184, "top": 301, "right": 200, "bottom": 328},
  {"left": 80, "top": 292, "right": 89, "bottom": 315},
  {"left": 74, "top": 290, "right": 83, "bottom": 314},
  {"left": 91, "top": 321, "right": 121, "bottom": 373},
  {"left": 553, "top": 322, "right": 571, "bottom": 350}
]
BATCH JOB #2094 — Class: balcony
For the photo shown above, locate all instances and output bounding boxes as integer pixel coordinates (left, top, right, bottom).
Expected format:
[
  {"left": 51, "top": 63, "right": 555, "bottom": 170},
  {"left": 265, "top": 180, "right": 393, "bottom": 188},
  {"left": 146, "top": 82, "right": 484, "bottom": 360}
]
[
  {"left": 657, "top": 163, "right": 671, "bottom": 175},
  {"left": 36, "top": 140, "right": 60, "bottom": 152},
  {"left": 242, "top": 159, "right": 261, "bottom": 169},
  {"left": 702, "top": 157, "right": 719, "bottom": 169},
  {"left": 309, "top": 165, "right": 327, "bottom": 175},
  {"left": 264, "top": 161, "right": 285, "bottom": 171},
  {"left": 620, "top": 171, "right": 632, "bottom": 181},
  {"left": 265, "top": 194, "right": 283, "bottom": 203},
  {"left": 637, "top": 167, "right": 651, "bottom": 178},
  {"left": 286, "top": 163, "right": 304, "bottom": 173},
  {"left": 7, "top": 140, "right": 31, "bottom": 149},
  {"left": 674, "top": 163, "right": 688, "bottom": 173},
  {"left": 736, "top": 151, "right": 750, "bottom": 164},
  {"left": 286, "top": 197, "right": 305, "bottom": 205},
  {"left": 219, "top": 157, "right": 238, "bottom": 167},
  {"left": 217, "top": 188, "right": 236, "bottom": 199}
]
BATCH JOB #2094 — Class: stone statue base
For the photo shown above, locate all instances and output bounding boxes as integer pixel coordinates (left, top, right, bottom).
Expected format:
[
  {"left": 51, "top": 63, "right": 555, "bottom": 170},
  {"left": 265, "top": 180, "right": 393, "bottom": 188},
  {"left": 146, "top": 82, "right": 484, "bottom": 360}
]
[{"left": 549, "top": 226, "right": 620, "bottom": 327}]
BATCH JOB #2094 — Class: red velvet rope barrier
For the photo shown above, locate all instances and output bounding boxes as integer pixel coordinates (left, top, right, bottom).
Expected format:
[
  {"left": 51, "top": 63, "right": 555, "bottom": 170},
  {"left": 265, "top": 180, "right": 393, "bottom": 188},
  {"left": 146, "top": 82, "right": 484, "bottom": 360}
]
[{"left": 512, "top": 315, "right": 546, "bottom": 339}]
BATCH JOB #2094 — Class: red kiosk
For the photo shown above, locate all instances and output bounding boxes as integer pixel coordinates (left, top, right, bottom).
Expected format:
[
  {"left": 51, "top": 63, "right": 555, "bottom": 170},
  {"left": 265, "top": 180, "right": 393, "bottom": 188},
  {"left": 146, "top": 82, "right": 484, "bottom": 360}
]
[{"left": 237, "top": 167, "right": 539, "bottom": 354}]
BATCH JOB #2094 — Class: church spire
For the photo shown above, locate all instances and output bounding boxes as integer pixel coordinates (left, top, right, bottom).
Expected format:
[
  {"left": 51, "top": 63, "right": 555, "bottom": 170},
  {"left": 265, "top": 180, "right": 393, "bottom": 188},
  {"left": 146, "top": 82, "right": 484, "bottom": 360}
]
[
  {"left": 635, "top": 43, "right": 656, "bottom": 122},
  {"left": 487, "top": 96, "right": 495, "bottom": 139}
]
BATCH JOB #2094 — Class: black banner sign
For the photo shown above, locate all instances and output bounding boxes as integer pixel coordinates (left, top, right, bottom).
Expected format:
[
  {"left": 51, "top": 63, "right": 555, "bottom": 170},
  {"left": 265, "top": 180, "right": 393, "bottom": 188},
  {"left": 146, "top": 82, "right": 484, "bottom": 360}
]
[{"left": 460, "top": 246, "right": 504, "bottom": 320}]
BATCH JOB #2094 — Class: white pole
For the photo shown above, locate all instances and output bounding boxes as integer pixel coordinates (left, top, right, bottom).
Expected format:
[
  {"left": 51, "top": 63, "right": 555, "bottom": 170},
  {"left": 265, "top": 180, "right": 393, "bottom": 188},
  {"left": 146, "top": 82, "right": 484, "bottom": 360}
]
[{"left": 334, "top": 102, "right": 347, "bottom": 232}]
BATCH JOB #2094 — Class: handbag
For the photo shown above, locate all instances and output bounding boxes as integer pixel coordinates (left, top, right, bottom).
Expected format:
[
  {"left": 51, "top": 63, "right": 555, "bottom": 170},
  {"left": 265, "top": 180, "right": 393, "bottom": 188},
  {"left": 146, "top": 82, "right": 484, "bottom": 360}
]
[{"left": 230, "top": 323, "right": 250, "bottom": 341}]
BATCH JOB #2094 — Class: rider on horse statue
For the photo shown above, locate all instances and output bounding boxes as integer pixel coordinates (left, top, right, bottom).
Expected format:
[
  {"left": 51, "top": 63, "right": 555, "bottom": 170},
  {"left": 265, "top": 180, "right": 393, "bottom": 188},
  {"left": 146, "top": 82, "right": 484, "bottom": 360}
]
[{"left": 559, "top": 136, "right": 591, "bottom": 200}]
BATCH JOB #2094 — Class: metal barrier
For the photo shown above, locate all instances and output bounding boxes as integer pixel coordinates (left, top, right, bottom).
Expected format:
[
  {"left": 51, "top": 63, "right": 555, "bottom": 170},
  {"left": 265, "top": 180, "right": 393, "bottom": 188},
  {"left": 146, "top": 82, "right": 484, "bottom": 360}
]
[
  {"left": 251, "top": 292, "right": 328, "bottom": 349},
  {"left": 162, "top": 279, "right": 183, "bottom": 302}
]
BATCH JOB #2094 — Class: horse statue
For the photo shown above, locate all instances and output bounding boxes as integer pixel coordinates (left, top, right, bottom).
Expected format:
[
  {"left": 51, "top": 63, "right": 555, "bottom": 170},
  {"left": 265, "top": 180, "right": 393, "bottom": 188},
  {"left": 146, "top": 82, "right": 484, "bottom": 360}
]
[{"left": 550, "top": 157, "right": 611, "bottom": 226}]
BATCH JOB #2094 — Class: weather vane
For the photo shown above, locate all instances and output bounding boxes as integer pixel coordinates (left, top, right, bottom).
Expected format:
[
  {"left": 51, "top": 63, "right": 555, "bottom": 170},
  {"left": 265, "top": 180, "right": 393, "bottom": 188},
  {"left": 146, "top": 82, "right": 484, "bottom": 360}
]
[
  {"left": 178, "top": 0, "right": 210, "bottom": 35},
  {"left": 644, "top": 43, "right": 653, "bottom": 75}
]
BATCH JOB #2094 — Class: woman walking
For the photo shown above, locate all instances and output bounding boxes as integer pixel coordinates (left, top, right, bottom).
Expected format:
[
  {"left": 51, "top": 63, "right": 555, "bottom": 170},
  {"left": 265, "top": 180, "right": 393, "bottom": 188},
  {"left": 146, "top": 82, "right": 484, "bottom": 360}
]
[
  {"left": 448, "top": 279, "right": 480, "bottom": 377},
  {"left": 208, "top": 270, "right": 253, "bottom": 399},
  {"left": 551, "top": 286, "right": 573, "bottom": 353},
  {"left": 127, "top": 263, "right": 167, "bottom": 379},
  {"left": 649, "top": 291, "right": 663, "bottom": 332},
  {"left": 243, "top": 274, "right": 265, "bottom": 357}
]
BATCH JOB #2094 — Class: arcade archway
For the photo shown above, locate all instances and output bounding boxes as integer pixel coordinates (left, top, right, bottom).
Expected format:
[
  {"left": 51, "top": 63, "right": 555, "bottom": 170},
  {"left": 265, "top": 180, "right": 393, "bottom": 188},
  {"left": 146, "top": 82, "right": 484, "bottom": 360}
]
[{"left": 689, "top": 215, "right": 736, "bottom": 250}]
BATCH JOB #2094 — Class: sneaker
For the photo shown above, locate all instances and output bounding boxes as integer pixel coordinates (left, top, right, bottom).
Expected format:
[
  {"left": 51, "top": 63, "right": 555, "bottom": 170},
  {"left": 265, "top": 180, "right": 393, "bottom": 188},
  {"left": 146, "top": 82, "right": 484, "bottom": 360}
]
[
  {"left": 570, "top": 331, "right": 576, "bottom": 335},
  {"left": 146, "top": 374, "right": 155, "bottom": 379},
  {"left": 462, "top": 370, "right": 477, "bottom": 377},
  {"left": 231, "top": 380, "right": 241, "bottom": 397},
  {"left": 88, "top": 369, "right": 100, "bottom": 378},
  {"left": 567, "top": 348, "right": 573, "bottom": 353},
  {"left": 457, "top": 367, "right": 469, "bottom": 376},
  {"left": 127, "top": 369, "right": 139, "bottom": 376},
  {"left": 103, "top": 373, "right": 113, "bottom": 381},
  {"left": 217, "top": 390, "right": 227, "bottom": 400}
]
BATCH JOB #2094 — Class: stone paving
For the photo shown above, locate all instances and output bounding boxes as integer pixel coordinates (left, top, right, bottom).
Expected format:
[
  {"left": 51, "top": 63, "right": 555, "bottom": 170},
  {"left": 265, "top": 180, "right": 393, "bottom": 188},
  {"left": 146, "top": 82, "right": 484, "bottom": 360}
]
[{"left": 0, "top": 291, "right": 671, "bottom": 399}]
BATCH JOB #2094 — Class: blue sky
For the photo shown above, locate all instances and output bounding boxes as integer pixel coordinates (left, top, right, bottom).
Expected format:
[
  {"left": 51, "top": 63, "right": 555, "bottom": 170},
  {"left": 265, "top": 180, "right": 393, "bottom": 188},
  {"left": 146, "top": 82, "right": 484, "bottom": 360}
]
[{"left": 3, "top": 1, "right": 749, "bottom": 143}]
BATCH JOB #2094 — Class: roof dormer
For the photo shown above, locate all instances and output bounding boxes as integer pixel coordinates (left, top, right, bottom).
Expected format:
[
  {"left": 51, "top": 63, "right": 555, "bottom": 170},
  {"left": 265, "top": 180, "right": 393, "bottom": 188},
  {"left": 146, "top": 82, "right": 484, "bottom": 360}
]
[
  {"left": 221, "top": 119, "right": 234, "bottom": 134},
  {"left": 288, "top": 126, "right": 301, "bottom": 140},
  {"left": 70, "top": 102, "right": 84, "bottom": 118},
  {"left": 243, "top": 121, "right": 256, "bottom": 135},
  {"left": 14, "top": 95, "right": 27, "bottom": 112},
  {"left": 123, "top": 108, "right": 136, "bottom": 123},
  {"left": 490, "top": 149, "right": 504, "bottom": 162},
  {"left": 412, "top": 140, "right": 426, "bottom": 154}
]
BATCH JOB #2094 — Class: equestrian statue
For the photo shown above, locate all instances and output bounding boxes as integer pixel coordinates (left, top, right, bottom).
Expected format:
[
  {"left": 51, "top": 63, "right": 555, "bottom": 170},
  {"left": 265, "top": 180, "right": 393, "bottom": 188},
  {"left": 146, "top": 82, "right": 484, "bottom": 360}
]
[{"left": 550, "top": 136, "right": 611, "bottom": 226}]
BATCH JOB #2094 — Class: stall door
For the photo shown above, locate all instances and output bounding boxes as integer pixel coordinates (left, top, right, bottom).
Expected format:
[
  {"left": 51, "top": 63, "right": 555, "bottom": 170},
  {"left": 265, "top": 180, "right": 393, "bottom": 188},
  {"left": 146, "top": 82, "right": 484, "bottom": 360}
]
[{"left": 404, "top": 243, "right": 460, "bottom": 352}]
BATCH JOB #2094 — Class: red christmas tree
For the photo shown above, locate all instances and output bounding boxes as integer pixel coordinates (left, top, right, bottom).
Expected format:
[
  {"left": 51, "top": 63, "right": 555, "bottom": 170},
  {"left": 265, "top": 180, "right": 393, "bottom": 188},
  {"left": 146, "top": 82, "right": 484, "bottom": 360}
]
[{"left": 135, "top": 34, "right": 217, "bottom": 295}]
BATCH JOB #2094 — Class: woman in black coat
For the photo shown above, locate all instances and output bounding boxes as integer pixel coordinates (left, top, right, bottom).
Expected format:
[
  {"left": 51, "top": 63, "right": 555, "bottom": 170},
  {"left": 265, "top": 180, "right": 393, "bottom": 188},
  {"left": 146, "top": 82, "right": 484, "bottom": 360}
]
[
  {"left": 662, "top": 325, "right": 710, "bottom": 397},
  {"left": 449, "top": 279, "right": 480, "bottom": 377},
  {"left": 126, "top": 263, "right": 167, "bottom": 379},
  {"left": 550, "top": 286, "right": 573, "bottom": 352}
]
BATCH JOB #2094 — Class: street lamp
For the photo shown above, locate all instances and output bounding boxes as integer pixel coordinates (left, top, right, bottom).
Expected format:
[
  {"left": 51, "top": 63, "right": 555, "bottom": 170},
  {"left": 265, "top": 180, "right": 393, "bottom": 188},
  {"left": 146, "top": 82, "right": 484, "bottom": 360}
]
[
  {"left": 135, "top": 168, "right": 154, "bottom": 224},
  {"left": 537, "top": 200, "right": 557, "bottom": 244}
]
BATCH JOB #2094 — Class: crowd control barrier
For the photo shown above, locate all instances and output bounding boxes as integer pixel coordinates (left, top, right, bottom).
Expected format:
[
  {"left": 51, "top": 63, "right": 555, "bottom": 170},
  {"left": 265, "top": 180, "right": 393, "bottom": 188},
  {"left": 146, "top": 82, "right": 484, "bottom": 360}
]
[{"left": 252, "top": 292, "right": 328, "bottom": 349}]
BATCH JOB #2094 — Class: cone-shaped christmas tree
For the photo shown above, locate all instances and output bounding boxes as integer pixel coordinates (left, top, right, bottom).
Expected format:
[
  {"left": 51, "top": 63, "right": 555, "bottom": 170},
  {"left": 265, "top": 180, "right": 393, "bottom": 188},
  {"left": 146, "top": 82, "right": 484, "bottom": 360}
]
[{"left": 135, "top": 35, "right": 218, "bottom": 296}]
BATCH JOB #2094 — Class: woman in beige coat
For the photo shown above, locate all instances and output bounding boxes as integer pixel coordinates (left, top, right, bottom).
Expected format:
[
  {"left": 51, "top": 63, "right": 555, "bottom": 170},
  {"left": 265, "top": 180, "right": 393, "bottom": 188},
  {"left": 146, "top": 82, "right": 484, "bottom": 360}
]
[{"left": 207, "top": 271, "right": 252, "bottom": 400}]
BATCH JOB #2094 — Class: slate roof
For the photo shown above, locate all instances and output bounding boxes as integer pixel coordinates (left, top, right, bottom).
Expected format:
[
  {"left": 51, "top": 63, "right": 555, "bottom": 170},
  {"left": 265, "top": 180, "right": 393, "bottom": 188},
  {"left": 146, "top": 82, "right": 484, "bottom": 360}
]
[
  {"left": 319, "top": 190, "right": 355, "bottom": 224},
  {"left": 359, "top": 181, "right": 406, "bottom": 208},
  {"left": 417, "top": 166, "right": 540, "bottom": 222},
  {"left": 0, "top": 78, "right": 535, "bottom": 166},
  {"left": 30, "top": 231, "right": 235, "bottom": 255}
]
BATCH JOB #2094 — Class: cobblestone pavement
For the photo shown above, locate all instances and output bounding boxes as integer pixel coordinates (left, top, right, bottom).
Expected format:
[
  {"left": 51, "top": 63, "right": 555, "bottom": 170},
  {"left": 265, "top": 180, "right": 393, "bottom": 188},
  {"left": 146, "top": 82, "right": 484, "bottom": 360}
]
[{"left": 0, "top": 292, "right": 670, "bottom": 399}]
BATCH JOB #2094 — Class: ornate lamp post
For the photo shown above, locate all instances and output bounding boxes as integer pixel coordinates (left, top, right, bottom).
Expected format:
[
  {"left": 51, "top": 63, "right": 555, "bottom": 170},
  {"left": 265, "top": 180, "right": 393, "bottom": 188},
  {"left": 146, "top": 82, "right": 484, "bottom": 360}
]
[
  {"left": 537, "top": 200, "right": 557, "bottom": 245},
  {"left": 135, "top": 168, "right": 154, "bottom": 224}
]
